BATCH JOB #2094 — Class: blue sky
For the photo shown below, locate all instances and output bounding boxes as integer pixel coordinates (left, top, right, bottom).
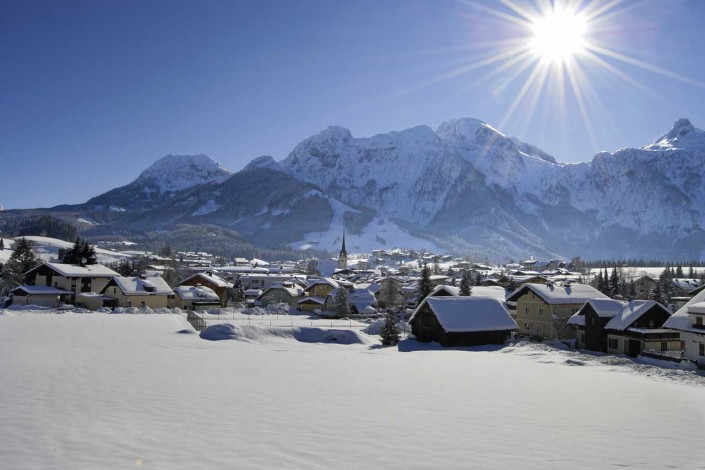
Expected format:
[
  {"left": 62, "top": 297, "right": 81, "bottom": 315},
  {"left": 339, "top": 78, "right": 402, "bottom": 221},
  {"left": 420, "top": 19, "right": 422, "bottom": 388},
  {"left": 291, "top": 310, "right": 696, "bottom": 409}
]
[{"left": 2, "top": 0, "right": 705, "bottom": 209}]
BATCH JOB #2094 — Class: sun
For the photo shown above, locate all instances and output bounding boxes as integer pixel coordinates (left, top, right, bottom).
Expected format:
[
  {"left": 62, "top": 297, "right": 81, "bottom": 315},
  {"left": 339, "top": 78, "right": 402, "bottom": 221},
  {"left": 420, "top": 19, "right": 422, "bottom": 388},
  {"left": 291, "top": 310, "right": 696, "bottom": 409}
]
[{"left": 529, "top": 7, "right": 588, "bottom": 64}]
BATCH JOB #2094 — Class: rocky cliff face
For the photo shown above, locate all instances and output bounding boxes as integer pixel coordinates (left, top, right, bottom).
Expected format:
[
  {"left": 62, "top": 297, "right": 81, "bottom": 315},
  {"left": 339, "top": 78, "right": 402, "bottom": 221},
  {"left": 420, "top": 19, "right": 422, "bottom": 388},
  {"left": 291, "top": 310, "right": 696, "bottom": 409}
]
[{"left": 5, "top": 119, "right": 705, "bottom": 259}]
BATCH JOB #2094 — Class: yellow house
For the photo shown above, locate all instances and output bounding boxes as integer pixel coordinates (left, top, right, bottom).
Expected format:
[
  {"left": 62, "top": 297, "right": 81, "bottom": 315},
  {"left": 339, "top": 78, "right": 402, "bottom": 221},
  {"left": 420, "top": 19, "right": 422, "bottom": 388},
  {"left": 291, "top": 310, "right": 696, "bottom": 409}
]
[
  {"left": 99, "top": 276, "right": 173, "bottom": 309},
  {"left": 296, "top": 278, "right": 340, "bottom": 312},
  {"left": 25, "top": 262, "right": 119, "bottom": 305},
  {"left": 507, "top": 282, "right": 609, "bottom": 340}
]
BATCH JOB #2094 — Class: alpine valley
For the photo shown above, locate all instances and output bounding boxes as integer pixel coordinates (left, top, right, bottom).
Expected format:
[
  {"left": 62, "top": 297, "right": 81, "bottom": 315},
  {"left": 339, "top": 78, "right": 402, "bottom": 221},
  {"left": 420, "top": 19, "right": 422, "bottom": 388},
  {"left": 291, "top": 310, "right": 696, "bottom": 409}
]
[{"left": 3, "top": 117, "right": 705, "bottom": 260}]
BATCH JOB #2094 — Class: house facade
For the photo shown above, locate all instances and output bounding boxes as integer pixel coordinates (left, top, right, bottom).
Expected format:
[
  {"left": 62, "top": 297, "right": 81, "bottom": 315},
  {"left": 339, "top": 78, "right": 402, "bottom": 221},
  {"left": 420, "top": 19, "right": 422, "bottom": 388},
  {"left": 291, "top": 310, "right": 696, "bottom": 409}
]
[
  {"left": 663, "top": 292, "right": 705, "bottom": 365},
  {"left": 507, "top": 283, "right": 609, "bottom": 340},
  {"left": 99, "top": 276, "right": 173, "bottom": 309},
  {"left": 569, "top": 299, "right": 681, "bottom": 357},
  {"left": 24, "top": 262, "right": 119, "bottom": 305}
]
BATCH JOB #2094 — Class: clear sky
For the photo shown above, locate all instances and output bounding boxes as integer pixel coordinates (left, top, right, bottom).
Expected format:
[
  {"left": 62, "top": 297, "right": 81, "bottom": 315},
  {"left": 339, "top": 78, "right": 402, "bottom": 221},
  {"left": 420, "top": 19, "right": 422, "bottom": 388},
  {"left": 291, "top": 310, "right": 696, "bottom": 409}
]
[{"left": 2, "top": 0, "right": 705, "bottom": 209}]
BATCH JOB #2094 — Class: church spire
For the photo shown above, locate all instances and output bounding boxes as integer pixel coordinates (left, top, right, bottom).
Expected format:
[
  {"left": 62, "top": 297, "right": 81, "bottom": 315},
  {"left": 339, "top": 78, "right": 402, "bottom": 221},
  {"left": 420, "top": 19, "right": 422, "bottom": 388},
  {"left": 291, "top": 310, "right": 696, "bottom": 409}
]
[{"left": 338, "top": 231, "right": 348, "bottom": 269}]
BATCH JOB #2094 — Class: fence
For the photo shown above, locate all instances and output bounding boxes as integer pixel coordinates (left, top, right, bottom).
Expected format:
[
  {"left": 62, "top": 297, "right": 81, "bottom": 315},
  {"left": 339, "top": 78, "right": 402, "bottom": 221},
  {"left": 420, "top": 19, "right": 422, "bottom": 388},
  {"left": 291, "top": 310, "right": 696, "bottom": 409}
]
[{"left": 186, "top": 310, "right": 208, "bottom": 331}]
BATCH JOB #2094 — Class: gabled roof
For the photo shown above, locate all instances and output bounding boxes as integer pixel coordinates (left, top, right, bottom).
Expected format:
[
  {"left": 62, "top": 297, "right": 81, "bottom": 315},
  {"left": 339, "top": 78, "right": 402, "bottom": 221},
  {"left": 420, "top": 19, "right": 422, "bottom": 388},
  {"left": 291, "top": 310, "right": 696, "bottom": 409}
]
[
  {"left": 569, "top": 299, "right": 671, "bottom": 331},
  {"left": 604, "top": 300, "right": 668, "bottom": 331},
  {"left": 664, "top": 291, "right": 705, "bottom": 333},
  {"left": 506, "top": 283, "right": 609, "bottom": 304},
  {"left": 257, "top": 284, "right": 304, "bottom": 299},
  {"left": 409, "top": 297, "right": 517, "bottom": 333},
  {"left": 34, "top": 262, "right": 119, "bottom": 278},
  {"left": 305, "top": 277, "right": 339, "bottom": 290},
  {"left": 428, "top": 285, "right": 507, "bottom": 303},
  {"left": 106, "top": 276, "right": 173, "bottom": 295},
  {"left": 173, "top": 285, "right": 220, "bottom": 301},
  {"left": 180, "top": 272, "right": 233, "bottom": 288}
]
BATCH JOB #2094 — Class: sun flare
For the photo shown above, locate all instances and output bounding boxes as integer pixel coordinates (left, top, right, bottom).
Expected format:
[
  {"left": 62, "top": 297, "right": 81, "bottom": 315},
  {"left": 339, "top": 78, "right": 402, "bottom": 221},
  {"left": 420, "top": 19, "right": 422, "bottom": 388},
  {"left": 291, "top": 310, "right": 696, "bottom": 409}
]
[{"left": 529, "top": 7, "right": 587, "bottom": 63}]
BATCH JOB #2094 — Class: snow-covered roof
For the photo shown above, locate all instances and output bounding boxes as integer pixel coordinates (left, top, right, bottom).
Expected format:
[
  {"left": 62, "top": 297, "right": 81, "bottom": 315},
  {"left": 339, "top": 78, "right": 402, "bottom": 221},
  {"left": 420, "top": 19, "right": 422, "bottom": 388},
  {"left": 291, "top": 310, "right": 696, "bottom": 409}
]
[
  {"left": 41, "top": 262, "right": 119, "bottom": 278},
  {"left": 173, "top": 285, "right": 220, "bottom": 302},
  {"left": 110, "top": 276, "right": 173, "bottom": 295},
  {"left": 604, "top": 300, "right": 667, "bottom": 331},
  {"left": 305, "top": 278, "right": 339, "bottom": 290},
  {"left": 259, "top": 284, "right": 304, "bottom": 298},
  {"left": 181, "top": 272, "right": 233, "bottom": 288},
  {"left": 507, "top": 283, "right": 608, "bottom": 304},
  {"left": 410, "top": 297, "right": 517, "bottom": 333},
  {"left": 664, "top": 294, "right": 705, "bottom": 334},
  {"left": 10, "top": 285, "right": 71, "bottom": 295},
  {"left": 428, "top": 285, "right": 507, "bottom": 303},
  {"left": 298, "top": 296, "right": 325, "bottom": 305},
  {"left": 569, "top": 299, "right": 670, "bottom": 331}
]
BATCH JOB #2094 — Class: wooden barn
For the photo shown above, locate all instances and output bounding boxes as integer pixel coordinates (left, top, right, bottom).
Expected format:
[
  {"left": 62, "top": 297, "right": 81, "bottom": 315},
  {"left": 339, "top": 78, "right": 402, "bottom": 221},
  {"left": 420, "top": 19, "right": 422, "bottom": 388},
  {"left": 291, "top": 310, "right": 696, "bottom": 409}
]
[{"left": 408, "top": 297, "right": 518, "bottom": 347}]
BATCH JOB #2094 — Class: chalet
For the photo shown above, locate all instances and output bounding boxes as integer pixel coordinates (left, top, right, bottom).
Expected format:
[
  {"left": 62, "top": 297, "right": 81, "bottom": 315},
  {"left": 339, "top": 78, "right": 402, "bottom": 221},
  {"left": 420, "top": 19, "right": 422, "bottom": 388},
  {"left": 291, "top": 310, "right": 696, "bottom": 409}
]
[
  {"left": 409, "top": 297, "right": 517, "bottom": 347},
  {"left": 568, "top": 299, "right": 680, "bottom": 357},
  {"left": 256, "top": 283, "right": 304, "bottom": 307},
  {"left": 178, "top": 272, "right": 232, "bottom": 307},
  {"left": 24, "top": 262, "right": 119, "bottom": 304},
  {"left": 507, "top": 282, "right": 609, "bottom": 340},
  {"left": 170, "top": 285, "right": 222, "bottom": 311},
  {"left": 663, "top": 290, "right": 705, "bottom": 366},
  {"left": 9, "top": 285, "right": 72, "bottom": 308},
  {"left": 97, "top": 276, "right": 173, "bottom": 309}
]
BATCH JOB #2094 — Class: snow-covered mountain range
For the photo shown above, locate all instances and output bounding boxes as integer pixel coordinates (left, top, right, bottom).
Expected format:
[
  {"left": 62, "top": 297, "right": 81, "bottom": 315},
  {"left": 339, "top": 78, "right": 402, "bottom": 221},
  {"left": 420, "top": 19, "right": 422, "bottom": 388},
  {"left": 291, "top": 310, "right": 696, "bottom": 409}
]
[{"left": 3, "top": 118, "right": 705, "bottom": 260}]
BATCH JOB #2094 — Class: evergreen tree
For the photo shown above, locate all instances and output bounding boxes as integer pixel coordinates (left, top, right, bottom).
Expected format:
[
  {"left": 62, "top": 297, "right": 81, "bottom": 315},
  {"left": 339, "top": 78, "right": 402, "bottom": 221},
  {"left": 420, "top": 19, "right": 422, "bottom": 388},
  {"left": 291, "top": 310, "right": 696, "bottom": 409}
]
[
  {"left": 650, "top": 282, "right": 665, "bottom": 305},
  {"left": 1, "top": 238, "right": 38, "bottom": 294},
  {"left": 475, "top": 272, "right": 482, "bottom": 286},
  {"left": 379, "top": 309, "right": 401, "bottom": 346},
  {"left": 417, "top": 263, "right": 433, "bottom": 303},
  {"left": 379, "top": 276, "right": 403, "bottom": 310},
  {"left": 628, "top": 281, "right": 637, "bottom": 301},
  {"left": 230, "top": 278, "right": 246, "bottom": 305},
  {"left": 0, "top": 239, "right": 4, "bottom": 251},
  {"left": 609, "top": 267, "right": 620, "bottom": 297},
  {"left": 330, "top": 288, "right": 350, "bottom": 318},
  {"left": 63, "top": 237, "right": 97, "bottom": 266},
  {"left": 688, "top": 265, "right": 695, "bottom": 279},
  {"left": 459, "top": 270, "right": 471, "bottom": 296},
  {"left": 675, "top": 264, "right": 684, "bottom": 278}
]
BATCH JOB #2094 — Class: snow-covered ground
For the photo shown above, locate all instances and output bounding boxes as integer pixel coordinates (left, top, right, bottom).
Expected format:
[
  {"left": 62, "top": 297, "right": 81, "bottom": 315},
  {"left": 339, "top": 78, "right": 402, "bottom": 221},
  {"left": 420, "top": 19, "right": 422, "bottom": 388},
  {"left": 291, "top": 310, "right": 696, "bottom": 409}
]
[{"left": 1, "top": 311, "right": 703, "bottom": 469}]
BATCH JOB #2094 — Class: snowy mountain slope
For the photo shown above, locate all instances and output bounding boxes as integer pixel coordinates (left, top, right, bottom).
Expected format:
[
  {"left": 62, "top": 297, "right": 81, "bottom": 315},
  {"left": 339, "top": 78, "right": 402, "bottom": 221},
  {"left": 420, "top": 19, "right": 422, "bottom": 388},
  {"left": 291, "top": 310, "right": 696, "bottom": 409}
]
[
  {"left": 86, "top": 154, "right": 231, "bottom": 210},
  {"left": 281, "top": 125, "right": 467, "bottom": 224},
  {"left": 3, "top": 118, "right": 705, "bottom": 259}
]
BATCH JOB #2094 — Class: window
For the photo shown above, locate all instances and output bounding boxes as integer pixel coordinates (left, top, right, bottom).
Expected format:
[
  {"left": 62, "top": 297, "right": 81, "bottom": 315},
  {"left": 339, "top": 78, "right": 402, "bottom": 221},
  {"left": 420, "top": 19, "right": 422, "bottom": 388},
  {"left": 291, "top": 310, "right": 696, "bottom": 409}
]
[
  {"left": 608, "top": 338, "right": 618, "bottom": 349},
  {"left": 696, "top": 316, "right": 703, "bottom": 326},
  {"left": 538, "top": 308, "right": 544, "bottom": 316},
  {"left": 140, "top": 301, "right": 146, "bottom": 308},
  {"left": 661, "top": 342, "right": 667, "bottom": 352},
  {"left": 700, "top": 343, "right": 704, "bottom": 357},
  {"left": 648, "top": 321, "right": 655, "bottom": 329},
  {"left": 524, "top": 306, "right": 529, "bottom": 315}
]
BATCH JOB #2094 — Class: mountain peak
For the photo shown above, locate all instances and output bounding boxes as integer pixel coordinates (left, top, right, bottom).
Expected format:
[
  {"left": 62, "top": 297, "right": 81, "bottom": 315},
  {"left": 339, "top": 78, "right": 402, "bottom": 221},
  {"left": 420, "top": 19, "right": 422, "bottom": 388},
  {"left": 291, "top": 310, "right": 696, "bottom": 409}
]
[
  {"left": 136, "top": 154, "right": 231, "bottom": 193},
  {"left": 244, "top": 155, "right": 281, "bottom": 172},
  {"left": 648, "top": 118, "right": 705, "bottom": 150}
]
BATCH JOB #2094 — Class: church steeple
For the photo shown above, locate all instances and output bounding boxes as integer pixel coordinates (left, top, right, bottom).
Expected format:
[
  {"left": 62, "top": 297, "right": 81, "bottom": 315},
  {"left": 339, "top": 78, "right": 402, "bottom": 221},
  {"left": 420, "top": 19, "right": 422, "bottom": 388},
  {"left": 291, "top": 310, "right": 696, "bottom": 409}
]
[{"left": 338, "top": 231, "right": 348, "bottom": 269}]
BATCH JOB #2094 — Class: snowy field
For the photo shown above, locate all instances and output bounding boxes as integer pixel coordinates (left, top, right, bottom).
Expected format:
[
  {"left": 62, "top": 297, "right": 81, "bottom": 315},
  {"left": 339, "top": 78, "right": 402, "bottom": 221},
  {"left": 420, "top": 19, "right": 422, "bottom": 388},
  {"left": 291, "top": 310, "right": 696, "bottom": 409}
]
[{"left": 1, "top": 311, "right": 704, "bottom": 469}]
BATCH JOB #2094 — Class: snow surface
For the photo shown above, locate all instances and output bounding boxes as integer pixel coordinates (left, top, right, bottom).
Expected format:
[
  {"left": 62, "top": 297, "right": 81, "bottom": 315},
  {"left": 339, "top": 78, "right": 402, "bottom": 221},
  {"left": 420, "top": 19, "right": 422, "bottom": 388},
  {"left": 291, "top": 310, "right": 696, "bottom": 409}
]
[
  {"left": 291, "top": 192, "right": 442, "bottom": 252},
  {"left": 1, "top": 312, "right": 704, "bottom": 469},
  {"left": 135, "top": 154, "right": 231, "bottom": 193},
  {"left": 19, "top": 236, "right": 133, "bottom": 264}
]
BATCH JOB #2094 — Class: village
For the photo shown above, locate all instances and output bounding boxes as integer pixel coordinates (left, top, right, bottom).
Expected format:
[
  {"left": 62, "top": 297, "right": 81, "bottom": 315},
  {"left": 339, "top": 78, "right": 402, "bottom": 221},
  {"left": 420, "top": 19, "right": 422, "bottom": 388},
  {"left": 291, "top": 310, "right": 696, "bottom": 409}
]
[{"left": 1, "top": 233, "right": 704, "bottom": 369}]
